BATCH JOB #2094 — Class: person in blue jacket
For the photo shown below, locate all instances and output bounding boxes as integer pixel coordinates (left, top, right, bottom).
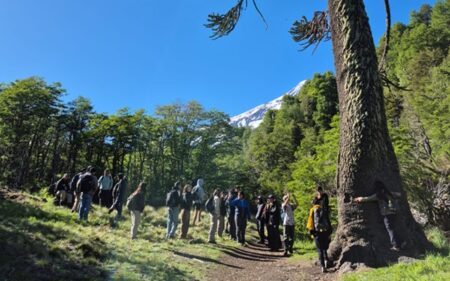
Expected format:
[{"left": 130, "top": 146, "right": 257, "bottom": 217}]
[{"left": 231, "top": 191, "right": 251, "bottom": 246}]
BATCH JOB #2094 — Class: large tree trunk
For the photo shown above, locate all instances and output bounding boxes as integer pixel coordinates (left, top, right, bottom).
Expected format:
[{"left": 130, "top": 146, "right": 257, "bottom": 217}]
[{"left": 327, "top": 0, "right": 432, "bottom": 268}]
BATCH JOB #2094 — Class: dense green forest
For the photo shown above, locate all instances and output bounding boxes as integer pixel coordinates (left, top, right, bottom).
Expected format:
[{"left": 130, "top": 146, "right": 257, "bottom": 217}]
[{"left": 0, "top": 1, "right": 448, "bottom": 235}]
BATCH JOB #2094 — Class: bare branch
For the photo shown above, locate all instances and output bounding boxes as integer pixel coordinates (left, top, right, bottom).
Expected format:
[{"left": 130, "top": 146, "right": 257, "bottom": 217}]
[
  {"left": 205, "top": 0, "right": 246, "bottom": 39},
  {"left": 379, "top": 0, "right": 392, "bottom": 70},
  {"left": 290, "top": 11, "right": 331, "bottom": 52}
]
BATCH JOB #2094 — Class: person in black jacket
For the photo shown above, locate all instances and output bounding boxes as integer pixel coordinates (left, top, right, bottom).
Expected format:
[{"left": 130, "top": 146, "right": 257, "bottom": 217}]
[
  {"left": 255, "top": 195, "right": 266, "bottom": 244},
  {"left": 180, "top": 184, "right": 193, "bottom": 239},
  {"left": 312, "top": 186, "right": 332, "bottom": 236},
  {"left": 109, "top": 173, "right": 127, "bottom": 221},
  {"left": 225, "top": 189, "right": 238, "bottom": 240},
  {"left": 127, "top": 182, "right": 146, "bottom": 239},
  {"left": 266, "top": 195, "right": 282, "bottom": 251}
]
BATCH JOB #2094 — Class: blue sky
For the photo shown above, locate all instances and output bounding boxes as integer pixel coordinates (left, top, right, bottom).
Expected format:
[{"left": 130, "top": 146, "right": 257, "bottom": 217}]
[{"left": 0, "top": 0, "right": 436, "bottom": 116}]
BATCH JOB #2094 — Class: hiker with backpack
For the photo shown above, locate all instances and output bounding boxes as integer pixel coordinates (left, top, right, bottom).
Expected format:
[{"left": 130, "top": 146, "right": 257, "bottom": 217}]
[
  {"left": 191, "top": 178, "right": 205, "bottom": 226},
  {"left": 255, "top": 195, "right": 266, "bottom": 244},
  {"left": 206, "top": 188, "right": 221, "bottom": 243},
  {"left": 70, "top": 168, "right": 86, "bottom": 213},
  {"left": 166, "top": 181, "right": 181, "bottom": 239},
  {"left": 180, "top": 184, "right": 193, "bottom": 239},
  {"left": 77, "top": 167, "right": 98, "bottom": 221},
  {"left": 307, "top": 186, "right": 332, "bottom": 273},
  {"left": 282, "top": 193, "right": 298, "bottom": 257},
  {"left": 225, "top": 189, "right": 238, "bottom": 240},
  {"left": 98, "top": 169, "right": 113, "bottom": 208},
  {"left": 55, "top": 173, "right": 70, "bottom": 206},
  {"left": 218, "top": 190, "right": 227, "bottom": 238},
  {"left": 126, "top": 182, "right": 146, "bottom": 239},
  {"left": 108, "top": 173, "right": 127, "bottom": 221},
  {"left": 354, "top": 180, "right": 404, "bottom": 251},
  {"left": 266, "top": 195, "right": 282, "bottom": 251}
]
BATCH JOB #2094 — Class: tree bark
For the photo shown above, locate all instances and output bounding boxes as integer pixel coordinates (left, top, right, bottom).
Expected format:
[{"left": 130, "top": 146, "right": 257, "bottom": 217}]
[{"left": 327, "top": 0, "right": 432, "bottom": 268}]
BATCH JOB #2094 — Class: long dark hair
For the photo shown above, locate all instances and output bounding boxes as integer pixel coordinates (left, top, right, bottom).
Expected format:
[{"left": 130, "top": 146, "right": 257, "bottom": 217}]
[{"left": 374, "top": 180, "right": 392, "bottom": 202}]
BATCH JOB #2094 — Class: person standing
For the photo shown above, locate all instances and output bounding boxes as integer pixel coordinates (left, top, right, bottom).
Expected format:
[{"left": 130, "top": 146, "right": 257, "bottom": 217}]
[
  {"left": 77, "top": 167, "right": 98, "bottom": 221},
  {"left": 98, "top": 169, "right": 113, "bottom": 208},
  {"left": 55, "top": 173, "right": 70, "bottom": 206},
  {"left": 231, "top": 191, "right": 251, "bottom": 246},
  {"left": 207, "top": 189, "right": 221, "bottom": 243},
  {"left": 180, "top": 184, "right": 193, "bottom": 239},
  {"left": 218, "top": 190, "right": 227, "bottom": 238},
  {"left": 70, "top": 168, "right": 86, "bottom": 213},
  {"left": 225, "top": 189, "right": 238, "bottom": 240},
  {"left": 308, "top": 186, "right": 332, "bottom": 273},
  {"left": 166, "top": 181, "right": 181, "bottom": 239},
  {"left": 354, "top": 181, "right": 404, "bottom": 251},
  {"left": 266, "top": 195, "right": 282, "bottom": 251},
  {"left": 255, "top": 195, "right": 266, "bottom": 244},
  {"left": 191, "top": 178, "right": 205, "bottom": 226},
  {"left": 127, "top": 182, "right": 146, "bottom": 239},
  {"left": 109, "top": 173, "right": 127, "bottom": 221},
  {"left": 282, "top": 193, "right": 298, "bottom": 256}
]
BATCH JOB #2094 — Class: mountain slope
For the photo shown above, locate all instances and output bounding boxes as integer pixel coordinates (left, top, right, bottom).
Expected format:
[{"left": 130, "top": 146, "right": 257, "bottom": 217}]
[{"left": 230, "top": 80, "right": 307, "bottom": 128}]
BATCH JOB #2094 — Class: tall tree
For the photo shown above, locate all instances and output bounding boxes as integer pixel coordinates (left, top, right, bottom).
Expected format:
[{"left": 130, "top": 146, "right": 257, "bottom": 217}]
[{"left": 206, "top": 0, "right": 431, "bottom": 268}]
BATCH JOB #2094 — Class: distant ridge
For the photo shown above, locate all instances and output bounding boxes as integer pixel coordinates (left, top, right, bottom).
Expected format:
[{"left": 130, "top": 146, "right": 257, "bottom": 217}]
[{"left": 229, "top": 80, "right": 307, "bottom": 128}]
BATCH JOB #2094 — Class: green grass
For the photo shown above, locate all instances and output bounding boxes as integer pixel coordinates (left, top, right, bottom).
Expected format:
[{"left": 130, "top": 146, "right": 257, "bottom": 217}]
[
  {"left": 0, "top": 189, "right": 235, "bottom": 281},
  {"left": 342, "top": 228, "right": 450, "bottom": 281}
]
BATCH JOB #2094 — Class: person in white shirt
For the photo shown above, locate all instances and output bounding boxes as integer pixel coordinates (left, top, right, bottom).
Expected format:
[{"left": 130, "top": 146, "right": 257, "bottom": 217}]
[{"left": 282, "top": 193, "right": 298, "bottom": 256}]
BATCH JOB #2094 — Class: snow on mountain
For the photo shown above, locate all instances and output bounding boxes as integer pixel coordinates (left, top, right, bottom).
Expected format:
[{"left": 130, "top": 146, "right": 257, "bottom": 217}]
[{"left": 230, "top": 80, "right": 307, "bottom": 128}]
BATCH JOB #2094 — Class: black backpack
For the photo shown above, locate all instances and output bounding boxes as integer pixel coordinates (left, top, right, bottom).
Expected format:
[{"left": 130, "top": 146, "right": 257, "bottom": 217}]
[
  {"left": 166, "top": 190, "right": 179, "bottom": 207},
  {"left": 47, "top": 183, "right": 56, "bottom": 196},
  {"left": 205, "top": 197, "right": 215, "bottom": 214},
  {"left": 313, "top": 206, "right": 330, "bottom": 233},
  {"left": 78, "top": 174, "right": 95, "bottom": 193}
]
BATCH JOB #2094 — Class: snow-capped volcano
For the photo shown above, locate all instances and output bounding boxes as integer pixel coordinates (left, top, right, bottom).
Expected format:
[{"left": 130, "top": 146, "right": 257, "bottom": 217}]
[{"left": 230, "top": 80, "right": 307, "bottom": 128}]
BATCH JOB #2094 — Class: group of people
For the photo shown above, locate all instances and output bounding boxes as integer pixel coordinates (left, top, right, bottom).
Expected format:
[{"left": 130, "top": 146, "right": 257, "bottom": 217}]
[{"left": 50, "top": 171, "right": 406, "bottom": 274}]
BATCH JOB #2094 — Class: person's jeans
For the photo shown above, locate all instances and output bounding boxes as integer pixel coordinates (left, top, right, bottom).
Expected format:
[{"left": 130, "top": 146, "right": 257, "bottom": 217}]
[
  {"left": 228, "top": 215, "right": 236, "bottom": 239},
  {"left": 130, "top": 210, "right": 142, "bottom": 239},
  {"left": 257, "top": 219, "right": 266, "bottom": 242},
  {"left": 235, "top": 215, "right": 247, "bottom": 244},
  {"left": 283, "top": 225, "right": 295, "bottom": 253},
  {"left": 383, "top": 214, "right": 400, "bottom": 248},
  {"left": 167, "top": 207, "right": 180, "bottom": 238},
  {"left": 78, "top": 193, "right": 93, "bottom": 221},
  {"left": 209, "top": 214, "right": 218, "bottom": 242}
]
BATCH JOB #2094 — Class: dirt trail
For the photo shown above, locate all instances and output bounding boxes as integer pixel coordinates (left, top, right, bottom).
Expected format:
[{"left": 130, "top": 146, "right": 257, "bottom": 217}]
[{"left": 207, "top": 240, "right": 337, "bottom": 281}]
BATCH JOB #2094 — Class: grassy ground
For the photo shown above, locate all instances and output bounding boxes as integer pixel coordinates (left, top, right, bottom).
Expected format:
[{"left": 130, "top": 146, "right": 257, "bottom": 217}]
[
  {"left": 342, "top": 228, "right": 450, "bottom": 281},
  {"left": 0, "top": 189, "right": 236, "bottom": 281}
]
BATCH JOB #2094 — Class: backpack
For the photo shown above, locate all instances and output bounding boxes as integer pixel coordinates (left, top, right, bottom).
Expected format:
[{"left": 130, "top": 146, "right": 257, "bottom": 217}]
[
  {"left": 166, "top": 190, "right": 179, "bottom": 207},
  {"left": 70, "top": 174, "right": 81, "bottom": 192},
  {"left": 313, "top": 206, "right": 330, "bottom": 233},
  {"left": 78, "top": 174, "right": 95, "bottom": 193},
  {"left": 126, "top": 194, "right": 136, "bottom": 211},
  {"left": 47, "top": 183, "right": 56, "bottom": 196},
  {"left": 205, "top": 197, "right": 215, "bottom": 214}
]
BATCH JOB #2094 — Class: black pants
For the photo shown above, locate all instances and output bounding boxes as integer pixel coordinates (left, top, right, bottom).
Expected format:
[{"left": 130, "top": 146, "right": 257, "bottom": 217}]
[
  {"left": 99, "top": 189, "right": 112, "bottom": 208},
  {"left": 267, "top": 225, "right": 281, "bottom": 250},
  {"left": 283, "top": 225, "right": 295, "bottom": 253},
  {"left": 228, "top": 215, "right": 236, "bottom": 239},
  {"left": 235, "top": 216, "right": 247, "bottom": 244},
  {"left": 256, "top": 219, "right": 266, "bottom": 242},
  {"left": 314, "top": 232, "right": 330, "bottom": 267},
  {"left": 383, "top": 214, "right": 401, "bottom": 248}
]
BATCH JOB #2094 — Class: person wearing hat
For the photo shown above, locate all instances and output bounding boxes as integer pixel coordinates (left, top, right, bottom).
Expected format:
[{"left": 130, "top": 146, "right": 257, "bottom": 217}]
[
  {"left": 255, "top": 195, "right": 266, "bottom": 244},
  {"left": 77, "top": 166, "right": 98, "bottom": 221},
  {"left": 266, "top": 195, "right": 282, "bottom": 251},
  {"left": 109, "top": 173, "right": 127, "bottom": 221},
  {"left": 282, "top": 193, "right": 298, "bottom": 256},
  {"left": 126, "top": 182, "right": 146, "bottom": 239}
]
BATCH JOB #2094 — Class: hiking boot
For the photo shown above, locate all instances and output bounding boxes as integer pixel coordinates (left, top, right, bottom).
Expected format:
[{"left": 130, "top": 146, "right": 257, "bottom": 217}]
[
  {"left": 321, "top": 266, "right": 327, "bottom": 273},
  {"left": 324, "top": 260, "right": 329, "bottom": 268},
  {"left": 283, "top": 252, "right": 289, "bottom": 257},
  {"left": 391, "top": 246, "right": 400, "bottom": 251},
  {"left": 208, "top": 240, "right": 217, "bottom": 244}
]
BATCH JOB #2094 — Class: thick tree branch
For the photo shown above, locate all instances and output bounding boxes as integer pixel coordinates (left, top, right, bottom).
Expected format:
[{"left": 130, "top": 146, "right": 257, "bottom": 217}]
[{"left": 379, "top": 0, "right": 392, "bottom": 70}]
